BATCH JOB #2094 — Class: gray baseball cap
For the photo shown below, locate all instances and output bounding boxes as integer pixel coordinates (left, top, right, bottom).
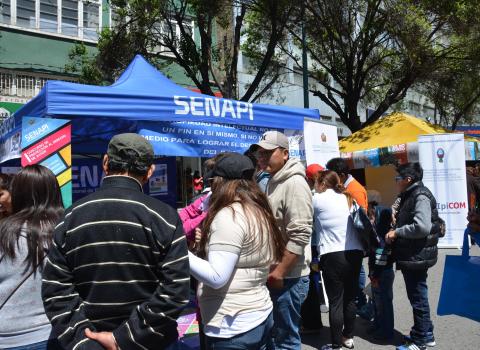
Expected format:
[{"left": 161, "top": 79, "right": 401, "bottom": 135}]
[
  {"left": 107, "top": 133, "right": 154, "bottom": 167},
  {"left": 253, "top": 131, "right": 289, "bottom": 150}
]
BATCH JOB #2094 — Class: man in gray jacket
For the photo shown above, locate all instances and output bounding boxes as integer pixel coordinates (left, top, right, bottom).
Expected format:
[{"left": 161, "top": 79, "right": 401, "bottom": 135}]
[{"left": 252, "top": 131, "right": 313, "bottom": 350}]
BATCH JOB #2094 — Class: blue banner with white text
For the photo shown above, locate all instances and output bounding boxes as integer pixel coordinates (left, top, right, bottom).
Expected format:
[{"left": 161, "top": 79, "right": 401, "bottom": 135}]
[{"left": 138, "top": 121, "right": 280, "bottom": 157}]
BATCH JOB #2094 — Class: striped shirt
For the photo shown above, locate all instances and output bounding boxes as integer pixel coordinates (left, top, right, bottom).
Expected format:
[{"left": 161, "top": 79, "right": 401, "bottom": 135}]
[{"left": 42, "top": 175, "right": 190, "bottom": 350}]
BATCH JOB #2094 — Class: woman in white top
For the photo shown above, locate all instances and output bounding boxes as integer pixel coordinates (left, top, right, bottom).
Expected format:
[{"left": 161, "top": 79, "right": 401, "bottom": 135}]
[
  {"left": 188, "top": 153, "right": 285, "bottom": 350},
  {"left": 313, "top": 170, "right": 364, "bottom": 350}
]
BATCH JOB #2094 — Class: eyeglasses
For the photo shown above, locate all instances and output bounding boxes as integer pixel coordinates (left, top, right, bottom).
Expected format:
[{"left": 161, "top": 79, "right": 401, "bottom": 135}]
[{"left": 395, "top": 176, "right": 404, "bottom": 182}]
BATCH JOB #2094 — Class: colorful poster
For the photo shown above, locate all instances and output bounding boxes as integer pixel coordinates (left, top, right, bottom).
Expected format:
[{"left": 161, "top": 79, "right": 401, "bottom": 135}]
[
  {"left": 0, "top": 114, "right": 22, "bottom": 163},
  {"left": 303, "top": 120, "right": 339, "bottom": 167},
  {"left": 418, "top": 134, "right": 467, "bottom": 248},
  {"left": 176, "top": 313, "right": 199, "bottom": 338},
  {"left": 149, "top": 164, "right": 168, "bottom": 195},
  {"left": 21, "top": 117, "right": 72, "bottom": 208},
  {"left": 352, "top": 148, "right": 380, "bottom": 168}
]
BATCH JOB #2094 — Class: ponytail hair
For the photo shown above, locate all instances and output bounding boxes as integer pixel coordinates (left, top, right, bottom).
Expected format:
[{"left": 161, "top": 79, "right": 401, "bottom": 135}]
[{"left": 315, "top": 170, "right": 353, "bottom": 205}]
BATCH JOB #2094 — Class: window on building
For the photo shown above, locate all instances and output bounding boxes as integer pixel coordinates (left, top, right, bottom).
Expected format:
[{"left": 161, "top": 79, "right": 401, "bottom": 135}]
[
  {"left": 83, "top": 1, "right": 99, "bottom": 40},
  {"left": 0, "top": 0, "right": 11, "bottom": 25},
  {"left": 0, "top": 71, "right": 75, "bottom": 99},
  {"left": 149, "top": 19, "right": 194, "bottom": 56},
  {"left": 0, "top": 72, "right": 14, "bottom": 96},
  {"left": 109, "top": 5, "right": 124, "bottom": 29},
  {"left": 40, "top": 0, "right": 58, "bottom": 33},
  {"left": 62, "top": 0, "right": 78, "bottom": 36},
  {"left": 16, "top": 0, "right": 36, "bottom": 29},
  {"left": 17, "top": 75, "right": 35, "bottom": 97}
]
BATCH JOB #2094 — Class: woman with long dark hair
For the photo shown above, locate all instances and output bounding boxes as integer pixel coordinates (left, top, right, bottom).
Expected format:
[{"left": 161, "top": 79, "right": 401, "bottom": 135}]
[
  {"left": 313, "top": 170, "right": 364, "bottom": 350},
  {"left": 0, "top": 165, "right": 64, "bottom": 350},
  {"left": 0, "top": 173, "right": 13, "bottom": 220},
  {"left": 188, "top": 153, "right": 285, "bottom": 349}
]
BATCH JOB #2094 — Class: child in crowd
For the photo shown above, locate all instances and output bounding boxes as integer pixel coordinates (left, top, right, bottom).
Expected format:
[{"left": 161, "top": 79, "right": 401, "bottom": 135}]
[{"left": 367, "top": 201, "right": 395, "bottom": 341}]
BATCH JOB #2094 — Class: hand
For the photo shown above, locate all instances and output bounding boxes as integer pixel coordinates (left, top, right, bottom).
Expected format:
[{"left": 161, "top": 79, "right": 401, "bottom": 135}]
[
  {"left": 85, "top": 328, "right": 118, "bottom": 350},
  {"left": 370, "top": 276, "right": 379, "bottom": 289},
  {"left": 385, "top": 230, "right": 397, "bottom": 244},
  {"left": 267, "top": 268, "right": 284, "bottom": 289},
  {"left": 194, "top": 227, "right": 202, "bottom": 244}
]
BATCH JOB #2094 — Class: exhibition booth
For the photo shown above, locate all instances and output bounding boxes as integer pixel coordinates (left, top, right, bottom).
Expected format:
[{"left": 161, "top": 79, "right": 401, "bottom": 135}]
[
  {"left": 339, "top": 112, "right": 476, "bottom": 248},
  {"left": 0, "top": 55, "right": 320, "bottom": 207}
]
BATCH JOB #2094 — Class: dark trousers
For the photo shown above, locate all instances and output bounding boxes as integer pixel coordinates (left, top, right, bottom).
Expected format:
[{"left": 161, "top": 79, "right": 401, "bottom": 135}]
[
  {"left": 300, "top": 269, "right": 323, "bottom": 329},
  {"left": 321, "top": 250, "right": 363, "bottom": 347},
  {"left": 372, "top": 267, "right": 395, "bottom": 339},
  {"left": 402, "top": 268, "right": 434, "bottom": 345}
]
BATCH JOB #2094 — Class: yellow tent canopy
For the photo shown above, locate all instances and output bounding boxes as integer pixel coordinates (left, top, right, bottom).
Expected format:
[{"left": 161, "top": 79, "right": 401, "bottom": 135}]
[{"left": 340, "top": 112, "right": 477, "bottom": 153}]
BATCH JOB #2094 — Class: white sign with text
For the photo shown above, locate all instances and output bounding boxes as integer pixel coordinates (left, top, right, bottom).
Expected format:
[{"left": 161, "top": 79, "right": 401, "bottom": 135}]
[
  {"left": 418, "top": 133, "right": 468, "bottom": 248},
  {"left": 303, "top": 120, "right": 340, "bottom": 167}
]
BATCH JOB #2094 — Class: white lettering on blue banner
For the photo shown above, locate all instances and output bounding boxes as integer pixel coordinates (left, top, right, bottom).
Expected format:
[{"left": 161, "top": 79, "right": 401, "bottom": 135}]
[{"left": 174, "top": 96, "right": 253, "bottom": 120}]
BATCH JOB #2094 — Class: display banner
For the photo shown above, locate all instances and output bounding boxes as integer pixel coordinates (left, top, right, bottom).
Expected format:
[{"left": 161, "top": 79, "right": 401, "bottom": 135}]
[
  {"left": 418, "top": 133, "right": 468, "bottom": 248},
  {"left": 147, "top": 157, "right": 177, "bottom": 208},
  {"left": 139, "top": 121, "right": 274, "bottom": 157},
  {"left": 303, "top": 120, "right": 339, "bottom": 166},
  {"left": 71, "top": 158, "right": 104, "bottom": 202},
  {"left": 71, "top": 157, "right": 177, "bottom": 207},
  {"left": 0, "top": 114, "right": 22, "bottom": 163},
  {"left": 21, "top": 117, "right": 72, "bottom": 208},
  {"left": 139, "top": 121, "right": 305, "bottom": 160}
]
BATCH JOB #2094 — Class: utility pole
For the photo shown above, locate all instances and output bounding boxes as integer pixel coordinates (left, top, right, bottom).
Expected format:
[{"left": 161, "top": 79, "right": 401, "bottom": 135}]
[{"left": 301, "top": 1, "right": 309, "bottom": 108}]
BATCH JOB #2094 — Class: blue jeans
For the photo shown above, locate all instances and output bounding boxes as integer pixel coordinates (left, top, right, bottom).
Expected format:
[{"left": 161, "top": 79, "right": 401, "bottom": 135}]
[
  {"left": 356, "top": 264, "right": 367, "bottom": 307},
  {"left": 372, "top": 267, "right": 395, "bottom": 339},
  {"left": 268, "top": 276, "right": 310, "bottom": 350},
  {"left": 6, "top": 339, "right": 61, "bottom": 350},
  {"left": 205, "top": 312, "right": 273, "bottom": 350},
  {"left": 402, "top": 269, "right": 434, "bottom": 345}
]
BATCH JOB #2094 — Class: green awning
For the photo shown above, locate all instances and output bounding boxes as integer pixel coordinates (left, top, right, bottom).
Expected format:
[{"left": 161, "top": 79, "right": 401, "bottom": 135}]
[{"left": 0, "top": 102, "right": 24, "bottom": 118}]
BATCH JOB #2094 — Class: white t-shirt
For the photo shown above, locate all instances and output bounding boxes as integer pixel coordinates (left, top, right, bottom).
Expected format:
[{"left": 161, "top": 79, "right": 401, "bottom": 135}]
[{"left": 313, "top": 189, "right": 363, "bottom": 256}]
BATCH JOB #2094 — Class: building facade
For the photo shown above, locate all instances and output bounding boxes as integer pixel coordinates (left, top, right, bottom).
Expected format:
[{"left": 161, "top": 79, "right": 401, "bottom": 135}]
[{"left": 0, "top": 0, "right": 109, "bottom": 118}]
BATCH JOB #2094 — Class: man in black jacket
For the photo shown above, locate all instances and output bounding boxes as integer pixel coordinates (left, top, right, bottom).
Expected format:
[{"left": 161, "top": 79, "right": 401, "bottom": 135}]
[
  {"left": 42, "top": 133, "right": 190, "bottom": 350},
  {"left": 385, "top": 163, "right": 441, "bottom": 350}
]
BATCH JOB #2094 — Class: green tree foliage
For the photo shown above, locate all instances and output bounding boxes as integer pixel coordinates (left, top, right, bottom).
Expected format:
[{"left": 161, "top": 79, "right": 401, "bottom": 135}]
[
  {"left": 280, "top": 0, "right": 480, "bottom": 132},
  {"left": 419, "top": 18, "right": 480, "bottom": 130},
  {"left": 67, "top": 0, "right": 293, "bottom": 101},
  {"left": 65, "top": 42, "right": 105, "bottom": 85}
]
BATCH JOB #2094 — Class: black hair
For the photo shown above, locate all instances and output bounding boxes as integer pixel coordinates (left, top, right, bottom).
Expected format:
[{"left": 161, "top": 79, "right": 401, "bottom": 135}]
[
  {"left": 243, "top": 148, "right": 258, "bottom": 167},
  {"left": 107, "top": 149, "right": 152, "bottom": 177},
  {"left": 0, "top": 173, "right": 13, "bottom": 191},
  {"left": 396, "top": 162, "right": 423, "bottom": 183},
  {"left": 0, "top": 165, "right": 64, "bottom": 273},
  {"left": 326, "top": 157, "right": 350, "bottom": 176}
]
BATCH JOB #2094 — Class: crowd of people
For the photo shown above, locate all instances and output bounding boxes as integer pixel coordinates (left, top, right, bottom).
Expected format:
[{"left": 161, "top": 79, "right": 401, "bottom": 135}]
[{"left": 0, "top": 131, "right": 446, "bottom": 350}]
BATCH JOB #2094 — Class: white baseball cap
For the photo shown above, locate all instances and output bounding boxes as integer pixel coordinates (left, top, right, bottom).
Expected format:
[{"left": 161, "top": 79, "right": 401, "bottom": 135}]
[{"left": 253, "top": 131, "right": 289, "bottom": 150}]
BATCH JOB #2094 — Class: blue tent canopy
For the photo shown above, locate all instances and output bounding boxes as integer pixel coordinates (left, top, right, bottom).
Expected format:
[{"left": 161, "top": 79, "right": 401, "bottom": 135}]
[{"left": 5, "top": 55, "right": 319, "bottom": 157}]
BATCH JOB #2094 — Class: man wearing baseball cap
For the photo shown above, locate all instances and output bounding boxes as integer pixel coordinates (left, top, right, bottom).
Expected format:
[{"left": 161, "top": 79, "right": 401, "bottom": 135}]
[
  {"left": 251, "top": 131, "right": 313, "bottom": 349},
  {"left": 42, "top": 133, "right": 190, "bottom": 350}
]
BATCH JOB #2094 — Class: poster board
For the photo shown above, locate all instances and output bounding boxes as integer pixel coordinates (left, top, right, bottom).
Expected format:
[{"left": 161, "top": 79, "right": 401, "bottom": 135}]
[
  {"left": 303, "top": 120, "right": 339, "bottom": 166},
  {"left": 418, "top": 133, "right": 468, "bottom": 248},
  {"left": 21, "top": 117, "right": 72, "bottom": 208}
]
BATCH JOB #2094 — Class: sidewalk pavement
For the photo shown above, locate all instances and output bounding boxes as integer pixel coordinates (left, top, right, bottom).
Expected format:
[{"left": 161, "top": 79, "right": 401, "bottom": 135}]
[{"left": 301, "top": 247, "right": 480, "bottom": 350}]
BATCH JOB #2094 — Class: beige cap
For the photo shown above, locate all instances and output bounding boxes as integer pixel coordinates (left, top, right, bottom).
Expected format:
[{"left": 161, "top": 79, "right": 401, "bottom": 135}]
[{"left": 253, "top": 131, "right": 289, "bottom": 150}]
